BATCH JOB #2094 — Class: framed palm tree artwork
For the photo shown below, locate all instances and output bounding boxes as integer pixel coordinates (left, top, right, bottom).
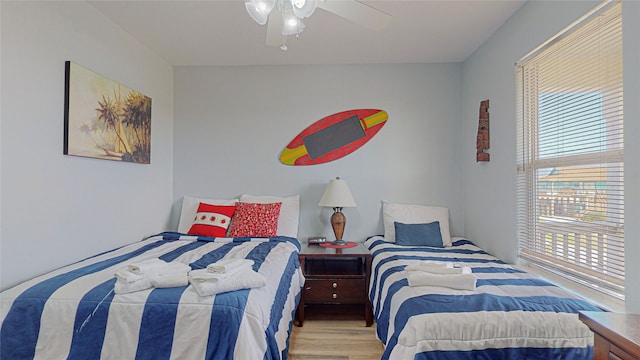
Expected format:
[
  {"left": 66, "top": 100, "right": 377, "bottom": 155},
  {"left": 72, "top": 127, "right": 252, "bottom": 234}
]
[{"left": 64, "top": 61, "right": 151, "bottom": 164}]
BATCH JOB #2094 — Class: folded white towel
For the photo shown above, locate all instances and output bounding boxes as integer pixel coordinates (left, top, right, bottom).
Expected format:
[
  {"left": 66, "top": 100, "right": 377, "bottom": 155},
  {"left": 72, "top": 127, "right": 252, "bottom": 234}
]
[
  {"left": 206, "top": 259, "right": 254, "bottom": 274},
  {"left": 149, "top": 262, "right": 191, "bottom": 288},
  {"left": 405, "top": 265, "right": 472, "bottom": 274},
  {"left": 188, "top": 262, "right": 252, "bottom": 283},
  {"left": 406, "top": 271, "right": 477, "bottom": 291},
  {"left": 190, "top": 269, "right": 266, "bottom": 296},
  {"left": 151, "top": 271, "right": 189, "bottom": 288},
  {"left": 114, "top": 277, "right": 153, "bottom": 294},
  {"left": 189, "top": 269, "right": 225, "bottom": 283},
  {"left": 114, "top": 268, "right": 145, "bottom": 283},
  {"left": 114, "top": 261, "right": 191, "bottom": 293},
  {"left": 195, "top": 262, "right": 252, "bottom": 280},
  {"left": 127, "top": 258, "right": 167, "bottom": 274},
  {"left": 417, "top": 261, "right": 453, "bottom": 268}
]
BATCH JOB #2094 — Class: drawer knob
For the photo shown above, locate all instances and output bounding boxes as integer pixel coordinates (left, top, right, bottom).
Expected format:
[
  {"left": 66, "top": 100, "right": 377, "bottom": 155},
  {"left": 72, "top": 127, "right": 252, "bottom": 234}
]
[
  {"left": 332, "top": 282, "right": 338, "bottom": 288},
  {"left": 332, "top": 293, "right": 337, "bottom": 299}
]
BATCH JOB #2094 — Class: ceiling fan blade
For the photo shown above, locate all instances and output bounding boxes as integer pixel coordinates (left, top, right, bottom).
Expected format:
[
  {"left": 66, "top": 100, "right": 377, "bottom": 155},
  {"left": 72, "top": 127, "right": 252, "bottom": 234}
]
[
  {"left": 318, "top": 0, "right": 391, "bottom": 31},
  {"left": 265, "top": 11, "right": 286, "bottom": 47}
]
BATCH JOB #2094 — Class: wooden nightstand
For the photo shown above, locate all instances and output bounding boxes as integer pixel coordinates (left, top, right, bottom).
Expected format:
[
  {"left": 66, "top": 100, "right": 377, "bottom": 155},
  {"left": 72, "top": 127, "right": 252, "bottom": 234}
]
[
  {"left": 296, "top": 242, "right": 373, "bottom": 327},
  {"left": 579, "top": 311, "right": 640, "bottom": 360}
]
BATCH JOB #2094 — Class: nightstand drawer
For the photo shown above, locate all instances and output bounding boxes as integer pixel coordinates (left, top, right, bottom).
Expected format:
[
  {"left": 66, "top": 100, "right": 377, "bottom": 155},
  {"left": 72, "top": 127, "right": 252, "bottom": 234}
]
[{"left": 304, "top": 279, "right": 365, "bottom": 304}]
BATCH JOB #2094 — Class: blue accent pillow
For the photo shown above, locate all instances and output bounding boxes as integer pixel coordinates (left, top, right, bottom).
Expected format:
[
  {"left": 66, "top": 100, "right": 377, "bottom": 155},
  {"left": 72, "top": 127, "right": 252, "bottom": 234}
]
[{"left": 394, "top": 221, "right": 443, "bottom": 247}]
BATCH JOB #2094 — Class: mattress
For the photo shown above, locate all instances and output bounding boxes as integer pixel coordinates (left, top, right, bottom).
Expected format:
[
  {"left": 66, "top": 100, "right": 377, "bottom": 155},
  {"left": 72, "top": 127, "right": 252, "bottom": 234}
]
[
  {"left": 365, "top": 235, "right": 602, "bottom": 360},
  {"left": 1, "top": 232, "right": 305, "bottom": 360}
]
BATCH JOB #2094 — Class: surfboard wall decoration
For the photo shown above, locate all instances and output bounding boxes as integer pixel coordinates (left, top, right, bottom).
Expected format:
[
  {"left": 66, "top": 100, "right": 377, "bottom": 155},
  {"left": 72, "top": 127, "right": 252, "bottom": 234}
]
[{"left": 280, "top": 109, "right": 388, "bottom": 166}]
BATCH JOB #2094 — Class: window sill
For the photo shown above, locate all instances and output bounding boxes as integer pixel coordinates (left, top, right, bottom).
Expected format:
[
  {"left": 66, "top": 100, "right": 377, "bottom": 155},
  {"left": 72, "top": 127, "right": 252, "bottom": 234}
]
[{"left": 517, "top": 263, "right": 625, "bottom": 313}]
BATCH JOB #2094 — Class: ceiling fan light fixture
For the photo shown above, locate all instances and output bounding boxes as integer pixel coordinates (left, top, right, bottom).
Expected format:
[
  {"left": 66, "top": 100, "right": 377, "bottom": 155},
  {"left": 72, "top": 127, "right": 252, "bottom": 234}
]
[
  {"left": 245, "top": 0, "right": 275, "bottom": 25},
  {"left": 246, "top": 0, "right": 392, "bottom": 49},
  {"left": 291, "top": 0, "right": 317, "bottom": 18}
]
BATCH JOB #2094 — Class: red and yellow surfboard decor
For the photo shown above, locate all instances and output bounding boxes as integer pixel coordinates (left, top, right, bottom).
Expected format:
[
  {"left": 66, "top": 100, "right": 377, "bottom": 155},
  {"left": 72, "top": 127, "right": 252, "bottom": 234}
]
[{"left": 280, "top": 109, "right": 388, "bottom": 166}]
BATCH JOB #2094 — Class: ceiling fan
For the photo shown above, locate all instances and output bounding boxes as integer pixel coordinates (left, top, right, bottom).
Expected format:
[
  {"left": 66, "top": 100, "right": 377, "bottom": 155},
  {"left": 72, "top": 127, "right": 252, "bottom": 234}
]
[{"left": 245, "top": 0, "right": 392, "bottom": 50}]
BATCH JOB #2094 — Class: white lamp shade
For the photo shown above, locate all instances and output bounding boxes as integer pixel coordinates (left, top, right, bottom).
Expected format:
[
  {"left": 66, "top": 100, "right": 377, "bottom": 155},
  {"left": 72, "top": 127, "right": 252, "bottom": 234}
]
[
  {"left": 281, "top": 7, "right": 304, "bottom": 35},
  {"left": 319, "top": 178, "right": 357, "bottom": 208},
  {"left": 291, "top": 0, "right": 317, "bottom": 18},
  {"left": 245, "top": 0, "right": 275, "bottom": 25}
]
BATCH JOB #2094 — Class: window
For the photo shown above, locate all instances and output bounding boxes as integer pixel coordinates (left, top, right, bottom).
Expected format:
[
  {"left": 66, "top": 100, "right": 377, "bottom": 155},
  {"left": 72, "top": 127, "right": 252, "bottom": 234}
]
[{"left": 516, "top": 1, "right": 623, "bottom": 301}]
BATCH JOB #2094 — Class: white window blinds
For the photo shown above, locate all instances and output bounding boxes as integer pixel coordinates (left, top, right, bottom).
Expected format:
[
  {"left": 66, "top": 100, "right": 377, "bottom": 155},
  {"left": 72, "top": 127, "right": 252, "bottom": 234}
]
[{"left": 516, "top": 1, "right": 624, "bottom": 300}]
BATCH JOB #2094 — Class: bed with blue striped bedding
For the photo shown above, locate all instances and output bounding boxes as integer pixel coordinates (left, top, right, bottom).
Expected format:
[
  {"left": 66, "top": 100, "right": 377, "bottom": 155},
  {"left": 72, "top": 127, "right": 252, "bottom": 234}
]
[
  {"left": 1, "top": 232, "right": 305, "bottom": 360},
  {"left": 366, "top": 235, "right": 602, "bottom": 360}
]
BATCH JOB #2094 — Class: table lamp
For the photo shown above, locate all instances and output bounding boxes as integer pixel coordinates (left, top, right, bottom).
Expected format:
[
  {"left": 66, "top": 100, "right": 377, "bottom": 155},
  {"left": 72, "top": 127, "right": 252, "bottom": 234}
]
[{"left": 318, "top": 177, "right": 357, "bottom": 246}]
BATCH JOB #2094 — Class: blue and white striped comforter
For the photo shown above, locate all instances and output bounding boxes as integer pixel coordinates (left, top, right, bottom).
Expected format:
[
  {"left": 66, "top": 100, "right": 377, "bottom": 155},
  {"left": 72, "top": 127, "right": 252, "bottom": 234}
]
[
  {"left": 1, "top": 232, "right": 305, "bottom": 360},
  {"left": 366, "top": 236, "right": 602, "bottom": 360}
]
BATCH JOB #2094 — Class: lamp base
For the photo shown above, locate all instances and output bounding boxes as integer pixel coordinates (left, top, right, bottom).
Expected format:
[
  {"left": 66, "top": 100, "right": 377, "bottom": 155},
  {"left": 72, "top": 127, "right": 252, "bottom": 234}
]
[
  {"left": 329, "top": 210, "right": 346, "bottom": 247},
  {"left": 331, "top": 239, "right": 348, "bottom": 246}
]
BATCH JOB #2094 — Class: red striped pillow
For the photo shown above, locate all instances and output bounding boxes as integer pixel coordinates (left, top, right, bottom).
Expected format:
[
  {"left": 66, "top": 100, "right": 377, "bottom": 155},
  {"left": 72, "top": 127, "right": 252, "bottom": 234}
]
[{"left": 188, "top": 203, "right": 237, "bottom": 237}]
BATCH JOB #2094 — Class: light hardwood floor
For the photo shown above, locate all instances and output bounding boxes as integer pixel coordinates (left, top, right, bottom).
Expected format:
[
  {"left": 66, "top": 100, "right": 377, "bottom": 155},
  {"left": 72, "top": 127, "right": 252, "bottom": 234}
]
[{"left": 287, "top": 305, "right": 385, "bottom": 360}]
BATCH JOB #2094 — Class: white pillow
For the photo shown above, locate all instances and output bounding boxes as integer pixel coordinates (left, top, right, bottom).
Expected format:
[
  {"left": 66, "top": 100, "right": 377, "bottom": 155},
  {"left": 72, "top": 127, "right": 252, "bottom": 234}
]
[
  {"left": 382, "top": 201, "right": 452, "bottom": 247},
  {"left": 240, "top": 194, "right": 300, "bottom": 238},
  {"left": 178, "top": 196, "right": 238, "bottom": 234}
]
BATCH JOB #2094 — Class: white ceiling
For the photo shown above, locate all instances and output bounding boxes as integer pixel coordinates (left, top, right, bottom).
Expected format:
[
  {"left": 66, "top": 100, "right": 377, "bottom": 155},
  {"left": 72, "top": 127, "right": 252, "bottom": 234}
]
[{"left": 88, "top": 0, "right": 526, "bottom": 67}]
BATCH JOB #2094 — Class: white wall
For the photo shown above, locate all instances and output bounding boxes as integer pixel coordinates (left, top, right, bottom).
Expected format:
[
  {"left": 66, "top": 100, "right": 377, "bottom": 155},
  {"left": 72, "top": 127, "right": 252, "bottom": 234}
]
[
  {"left": 173, "top": 64, "right": 464, "bottom": 244},
  {"left": 461, "top": 0, "right": 640, "bottom": 312},
  {"left": 0, "top": 1, "right": 174, "bottom": 290}
]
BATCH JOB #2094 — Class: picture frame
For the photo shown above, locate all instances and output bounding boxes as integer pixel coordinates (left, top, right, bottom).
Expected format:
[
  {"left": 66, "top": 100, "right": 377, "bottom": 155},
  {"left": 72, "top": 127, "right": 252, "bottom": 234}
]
[{"left": 64, "top": 61, "right": 151, "bottom": 164}]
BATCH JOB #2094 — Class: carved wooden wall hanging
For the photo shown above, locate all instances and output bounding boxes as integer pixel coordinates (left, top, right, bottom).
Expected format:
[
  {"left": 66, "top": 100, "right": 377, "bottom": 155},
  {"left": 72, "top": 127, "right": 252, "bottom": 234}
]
[{"left": 476, "top": 99, "right": 490, "bottom": 162}]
